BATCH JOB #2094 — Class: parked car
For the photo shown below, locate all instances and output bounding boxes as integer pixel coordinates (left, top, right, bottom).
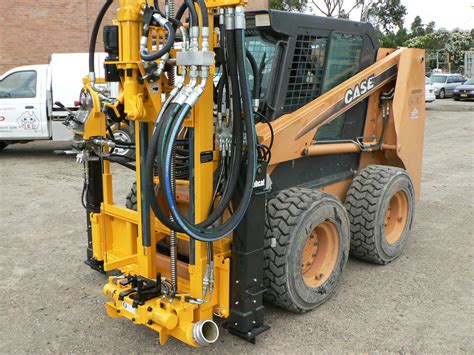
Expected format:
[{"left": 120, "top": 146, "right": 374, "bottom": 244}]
[
  {"left": 429, "top": 74, "right": 466, "bottom": 99},
  {"left": 453, "top": 78, "right": 474, "bottom": 101},
  {"left": 0, "top": 53, "right": 107, "bottom": 151},
  {"left": 425, "top": 76, "right": 436, "bottom": 102}
]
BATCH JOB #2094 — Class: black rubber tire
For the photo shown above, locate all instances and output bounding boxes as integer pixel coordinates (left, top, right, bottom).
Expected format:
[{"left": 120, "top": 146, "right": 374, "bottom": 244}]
[
  {"left": 263, "top": 188, "right": 350, "bottom": 313},
  {"left": 126, "top": 182, "right": 138, "bottom": 211},
  {"left": 438, "top": 89, "right": 445, "bottom": 99},
  {"left": 345, "top": 165, "right": 416, "bottom": 265},
  {"left": 113, "top": 126, "right": 135, "bottom": 159},
  {"left": 0, "top": 142, "right": 8, "bottom": 151}
]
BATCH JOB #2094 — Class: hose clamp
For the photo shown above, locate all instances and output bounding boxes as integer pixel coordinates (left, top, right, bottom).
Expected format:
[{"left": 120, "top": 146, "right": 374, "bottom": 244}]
[
  {"left": 225, "top": 8, "right": 235, "bottom": 30},
  {"left": 153, "top": 13, "right": 169, "bottom": 27},
  {"left": 235, "top": 6, "right": 246, "bottom": 30}
]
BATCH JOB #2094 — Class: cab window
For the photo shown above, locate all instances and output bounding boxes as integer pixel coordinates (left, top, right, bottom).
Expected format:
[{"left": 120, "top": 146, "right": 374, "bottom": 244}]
[
  {"left": 316, "top": 32, "right": 363, "bottom": 141},
  {"left": 0, "top": 71, "right": 37, "bottom": 99},
  {"left": 245, "top": 31, "right": 277, "bottom": 102}
]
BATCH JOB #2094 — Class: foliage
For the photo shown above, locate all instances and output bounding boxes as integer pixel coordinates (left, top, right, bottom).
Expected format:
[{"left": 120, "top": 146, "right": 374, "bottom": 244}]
[
  {"left": 269, "top": 0, "right": 307, "bottom": 11},
  {"left": 406, "top": 29, "right": 472, "bottom": 72},
  {"left": 366, "top": 0, "right": 407, "bottom": 34}
]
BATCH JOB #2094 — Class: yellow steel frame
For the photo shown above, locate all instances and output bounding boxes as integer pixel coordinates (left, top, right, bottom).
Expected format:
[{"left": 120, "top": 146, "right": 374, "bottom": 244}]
[{"left": 81, "top": 0, "right": 246, "bottom": 347}]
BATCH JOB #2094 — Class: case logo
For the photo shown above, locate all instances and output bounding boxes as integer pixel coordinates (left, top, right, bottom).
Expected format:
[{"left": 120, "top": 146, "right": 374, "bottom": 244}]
[{"left": 344, "top": 75, "right": 375, "bottom": 105}]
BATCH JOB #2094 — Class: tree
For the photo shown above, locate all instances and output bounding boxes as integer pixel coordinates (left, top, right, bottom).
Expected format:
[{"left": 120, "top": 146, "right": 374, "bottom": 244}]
[
  {"left": 410, "top": 16, "right": 425, "bottom": 37},
  {"left": 269, "top": 0, "right": 307, "bottom": 11},
  {"left": 306, "top": 0, "right": 362, "bottom": 18},
  {"left": 406, "top": 28, "right": 471, "bottom": 72},
  {"left": 426, "top": 21, "right": 436, "bottom": 34},
  {"left": 367, "top": 0, "right": 407, "bottom": 34}
]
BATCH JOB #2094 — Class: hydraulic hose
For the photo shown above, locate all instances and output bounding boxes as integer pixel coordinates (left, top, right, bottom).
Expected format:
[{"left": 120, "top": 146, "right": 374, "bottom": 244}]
[
  {"left": 176, "top": 0, "right": 198, "bottom": 27},
  {"left": 158, "top": 27, "right": 244, "bottom": 231},
  {"left": 145, "top": 103, "right": 184, "bottom": 232},
  {"left": 193, "top": 0, "right": 209, "bottom": 27},
  {"left": 246, "top": 49, "right": 260, "bottom": 101},
  {"left": 89, "top": 0, "right": 113, "bottom": 75},
  {"left": 159, "top": 27, "right": 257, "bottom": 242},
  {"left": 140, "top": 21, "right": 175, "bottom": 62}
]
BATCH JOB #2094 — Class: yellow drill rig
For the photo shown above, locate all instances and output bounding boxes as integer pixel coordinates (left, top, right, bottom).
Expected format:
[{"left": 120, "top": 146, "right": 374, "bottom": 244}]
[{"left": 65, "top": 0, "right": 425, "bottom": 347}]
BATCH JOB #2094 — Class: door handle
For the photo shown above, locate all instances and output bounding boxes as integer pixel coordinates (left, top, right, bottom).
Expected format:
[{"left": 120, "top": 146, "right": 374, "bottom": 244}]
[{"left": 25, "top": 106, "right": 34, "bottom": 109}]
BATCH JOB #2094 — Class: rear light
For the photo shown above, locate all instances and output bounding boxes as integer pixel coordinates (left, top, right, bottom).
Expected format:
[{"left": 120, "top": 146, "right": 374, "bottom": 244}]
[{"left": 74, "top": 100, "right": 81, "bottom": 107}]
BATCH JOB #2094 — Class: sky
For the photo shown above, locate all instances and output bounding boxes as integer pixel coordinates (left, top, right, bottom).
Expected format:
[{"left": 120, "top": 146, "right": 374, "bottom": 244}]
[
  {"left": 311, "top": 0, "right": 474, "bottom": 31},
  {"left": 402, "top": 0, "right": 473, "bottom": 30}
]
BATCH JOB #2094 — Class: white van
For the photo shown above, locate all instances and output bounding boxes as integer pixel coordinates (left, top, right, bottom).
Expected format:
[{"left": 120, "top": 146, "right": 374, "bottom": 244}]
[{"left": 0, "top": 53, "right": 104, "bottom": 150}]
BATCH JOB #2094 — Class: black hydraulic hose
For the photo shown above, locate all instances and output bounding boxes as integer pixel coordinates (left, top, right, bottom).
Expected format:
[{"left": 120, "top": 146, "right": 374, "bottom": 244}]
[
  {"left": 160, "top": 97, "right": 251, "bottom": 240},
  {"left": 193, "top": 29, "right": 243, "bottom": 227},
  {"left": 105, "top": 156, "right": 136, "bottom": 171},
  {"left": 158, "top": 29, "right": 257, "bottom": 241},
  {"left": 193, "top": 0, "right": 209, "bottom": 27},
  {"left": 89, "top": 0, "right": 114, "bottom": 74},
  {"left": 157, "top": 29, "right": 243, "bottom": 230},
  {"left": 176, "top": 0, "right": 198, "bottom": 27},
  {"left": 141, "top": 21, "right": 176, "bottom": 62},
  {"left": 145, "top": 103, "right": 184, "bottom": 232},
  {"left": 217, "top": 21, "right": 230, "bottom": 112},
  {"left": 246, "top": 49, "right": 260, "bottom": 100}
]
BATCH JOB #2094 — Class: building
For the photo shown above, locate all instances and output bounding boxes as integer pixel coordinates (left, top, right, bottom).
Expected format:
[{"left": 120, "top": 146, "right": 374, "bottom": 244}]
[
  {"left": 465, "top": 51, "right": 474, "bottom": 78},
  {"left": 0, "top": 0, "right": 268, "bottom": 74}
]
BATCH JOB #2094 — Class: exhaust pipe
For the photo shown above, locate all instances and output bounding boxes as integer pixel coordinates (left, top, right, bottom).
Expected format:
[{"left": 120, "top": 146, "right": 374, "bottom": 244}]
[{"left": 192, "top": 320, "right": 219, "bottom": 346}]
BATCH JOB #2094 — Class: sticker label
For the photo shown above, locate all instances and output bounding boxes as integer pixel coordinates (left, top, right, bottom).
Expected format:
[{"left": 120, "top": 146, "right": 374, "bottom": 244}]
[
  {"left": 17, "top": 111, "right": 40, "bottom": 130},
  {"left": 122, "top": 301, "right": 136, "bottom": 314}
]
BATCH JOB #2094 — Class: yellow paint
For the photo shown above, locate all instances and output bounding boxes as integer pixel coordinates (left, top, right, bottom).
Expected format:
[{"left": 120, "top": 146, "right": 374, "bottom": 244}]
[{"left": 81, "top": 0, "right": 245, "bottom": 347}]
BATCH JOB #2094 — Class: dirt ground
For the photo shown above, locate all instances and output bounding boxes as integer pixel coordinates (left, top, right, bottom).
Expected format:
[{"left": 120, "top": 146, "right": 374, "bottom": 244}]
[{"left": 0, "top": 100, "right": 472, "bottom": 353}]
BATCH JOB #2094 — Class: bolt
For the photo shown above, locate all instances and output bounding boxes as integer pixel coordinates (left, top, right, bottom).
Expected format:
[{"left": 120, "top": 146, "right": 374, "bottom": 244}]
[
  {"left": 253, "top": 278, "right": 257, "bottom": 283},
  {"left": 234, "top": 322, "right": 238, "bottom": 326},
  {"left": 235, "top": 301, "right": 239, "bottom": 305},
  {"left": 253, "top": 300, "right": 256, "bottom": 304},
  {"left": 313, "top": 242, "right": 318, "bottom": 246},
  {"left": 312, "top": 253, "right": 317, "bottom": 257},
  {"left": 147, "top": 307, "right": 153, "bottom": 312},
  {"left": 147, "top": 320, "right": 153, "bottom": 325},
  {"left": 117, "top": 310, "right": 120, "bottom": 314},
  {"left": 253, "top": 321, "right": 256, "bottom": 324},
  {"left": 236, "top": 280, "right": 239, "bottom": 284},
  {"left": 132, "top": 318, "right": 136, "bottom": 322},
  {"left": 257, "top": 167, "right": 263, "bottom": 174}
]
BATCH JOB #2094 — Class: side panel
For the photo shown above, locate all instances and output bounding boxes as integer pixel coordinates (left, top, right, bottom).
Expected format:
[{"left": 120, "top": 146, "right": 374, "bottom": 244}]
[{"left": 392, "top": 49, "right": 426, "bottom": 199}]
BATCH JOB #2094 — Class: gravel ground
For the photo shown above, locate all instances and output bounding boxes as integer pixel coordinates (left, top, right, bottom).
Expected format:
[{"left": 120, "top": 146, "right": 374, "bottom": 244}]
[{"left": 0, "top": 99, "right": 472, "bottom": 353}]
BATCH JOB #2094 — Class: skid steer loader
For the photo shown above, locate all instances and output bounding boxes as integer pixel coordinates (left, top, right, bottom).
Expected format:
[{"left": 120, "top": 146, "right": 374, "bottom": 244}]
[{"left": 65, "top": 0, "right": 425, "bottom": 347}]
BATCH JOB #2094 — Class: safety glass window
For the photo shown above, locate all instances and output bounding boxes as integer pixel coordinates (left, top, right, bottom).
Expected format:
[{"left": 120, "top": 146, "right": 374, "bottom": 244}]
[
  {"left": 316, "top": 33, "right": 363, "bottom": 142},
  {"left": 0, "top": 71, "right": 37, "bottom": 99},
  {"left": 245, "top": 31, "right": 276, "bottom": 101}
]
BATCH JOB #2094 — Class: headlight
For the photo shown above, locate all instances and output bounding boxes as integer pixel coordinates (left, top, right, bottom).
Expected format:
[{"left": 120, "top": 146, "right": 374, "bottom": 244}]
[
  {"left": 75, "top": 89, "right": 94, "bottom": 124},
  {"left": 79, "top": 89, "right": 93, "bottom": 110},
  {"left": 453, "top": 89, "right": 460, "bottom": 93}
]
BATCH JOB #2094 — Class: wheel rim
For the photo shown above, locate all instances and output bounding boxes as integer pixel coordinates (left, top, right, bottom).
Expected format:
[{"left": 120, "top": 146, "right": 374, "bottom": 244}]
[
  {"left": 302, "top": 221, "right": 340, "bottom": 288},
  {"left": 384, "top": 191, "right": 409, "bottom": 244},
  {"left": 113, "top": 131, "right": 131, "bottom": 156}
]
